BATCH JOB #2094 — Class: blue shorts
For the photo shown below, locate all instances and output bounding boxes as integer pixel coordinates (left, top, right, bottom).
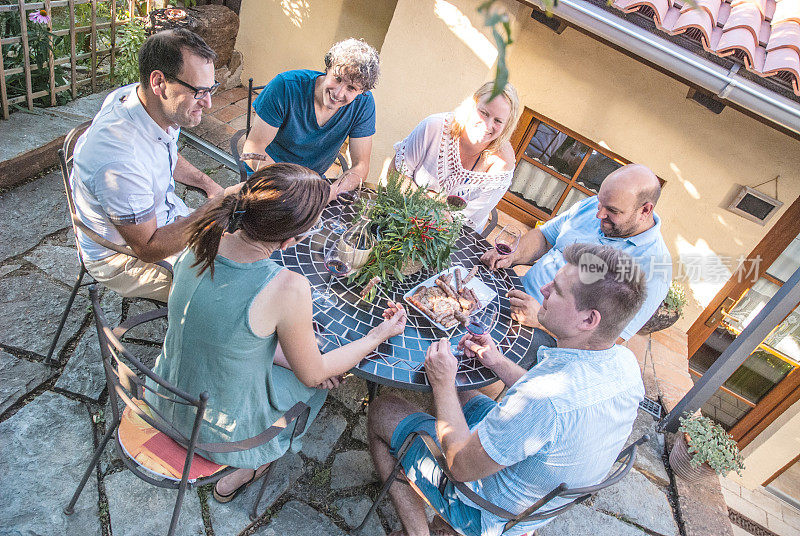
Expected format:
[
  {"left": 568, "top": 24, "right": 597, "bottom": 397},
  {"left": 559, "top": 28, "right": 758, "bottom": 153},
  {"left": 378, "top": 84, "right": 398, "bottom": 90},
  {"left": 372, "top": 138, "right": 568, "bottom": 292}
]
[{"left": 389, "top": 395, "right": 498, "bottom": 536}]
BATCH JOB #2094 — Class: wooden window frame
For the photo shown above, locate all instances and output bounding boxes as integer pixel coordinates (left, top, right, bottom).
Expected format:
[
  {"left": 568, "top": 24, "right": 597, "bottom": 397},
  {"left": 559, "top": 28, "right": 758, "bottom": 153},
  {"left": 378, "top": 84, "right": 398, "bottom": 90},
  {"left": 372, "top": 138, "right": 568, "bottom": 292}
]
[{"left": 499, "top": 107, "right": 636, "bottom": 226}]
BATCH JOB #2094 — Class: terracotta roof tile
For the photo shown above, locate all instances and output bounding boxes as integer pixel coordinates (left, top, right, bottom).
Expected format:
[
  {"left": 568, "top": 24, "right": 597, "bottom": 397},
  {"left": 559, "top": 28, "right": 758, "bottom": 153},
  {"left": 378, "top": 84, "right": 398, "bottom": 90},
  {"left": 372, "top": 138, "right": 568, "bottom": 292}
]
[
  {"left": 610, "top": 0, "right": 800, "bottom": 96},
  {"left": 671, "top": 5, "right": 716, "bottom": 46},
  {"left": 772, "top": 0, "right": 800, "bottom": 24}
]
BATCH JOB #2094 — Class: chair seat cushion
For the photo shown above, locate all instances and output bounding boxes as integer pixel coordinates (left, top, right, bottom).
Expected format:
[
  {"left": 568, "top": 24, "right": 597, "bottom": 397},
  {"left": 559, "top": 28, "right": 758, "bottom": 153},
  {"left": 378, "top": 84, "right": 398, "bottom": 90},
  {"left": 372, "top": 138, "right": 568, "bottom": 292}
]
[{"left": 118, "top": 402, "right": 227, "bottom": 482}]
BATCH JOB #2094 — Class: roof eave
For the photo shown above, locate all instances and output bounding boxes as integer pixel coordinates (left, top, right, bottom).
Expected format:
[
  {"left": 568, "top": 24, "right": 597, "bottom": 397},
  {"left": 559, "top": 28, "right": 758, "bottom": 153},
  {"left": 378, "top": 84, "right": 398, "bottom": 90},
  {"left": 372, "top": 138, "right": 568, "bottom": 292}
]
[{"left": 519, "top": 0, "right": 800, "bottom": 136}]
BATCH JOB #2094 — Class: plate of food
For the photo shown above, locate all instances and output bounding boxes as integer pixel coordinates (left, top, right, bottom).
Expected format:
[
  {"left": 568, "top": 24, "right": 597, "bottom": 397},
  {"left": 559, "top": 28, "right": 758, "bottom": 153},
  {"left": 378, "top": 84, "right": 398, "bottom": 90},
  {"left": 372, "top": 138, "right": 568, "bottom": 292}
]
[{"left": 403, "top": 266, "right": 497, "bottom": 331}]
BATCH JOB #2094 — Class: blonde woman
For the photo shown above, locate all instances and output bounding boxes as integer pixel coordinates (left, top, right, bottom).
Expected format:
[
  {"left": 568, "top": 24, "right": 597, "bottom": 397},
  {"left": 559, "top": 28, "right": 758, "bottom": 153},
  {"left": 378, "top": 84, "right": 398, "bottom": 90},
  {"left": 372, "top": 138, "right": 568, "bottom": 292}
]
[{"left": 391, "top": 82, "right": 520, "bottom": 232}]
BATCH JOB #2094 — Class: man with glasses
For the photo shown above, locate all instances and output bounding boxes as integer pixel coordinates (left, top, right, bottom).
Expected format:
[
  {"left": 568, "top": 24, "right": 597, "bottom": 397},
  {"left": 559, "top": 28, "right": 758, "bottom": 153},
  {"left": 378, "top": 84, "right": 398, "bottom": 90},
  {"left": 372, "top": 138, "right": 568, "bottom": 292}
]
[{"left": 71, "top": 29, "right": 232, "bottom": 302}]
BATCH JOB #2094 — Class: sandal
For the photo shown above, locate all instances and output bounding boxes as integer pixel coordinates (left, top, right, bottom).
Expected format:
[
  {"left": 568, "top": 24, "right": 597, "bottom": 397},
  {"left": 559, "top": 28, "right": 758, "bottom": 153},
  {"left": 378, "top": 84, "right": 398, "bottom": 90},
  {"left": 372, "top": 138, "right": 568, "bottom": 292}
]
[{"left": 212, "top": 464, "right": 270, "bottom": 504}]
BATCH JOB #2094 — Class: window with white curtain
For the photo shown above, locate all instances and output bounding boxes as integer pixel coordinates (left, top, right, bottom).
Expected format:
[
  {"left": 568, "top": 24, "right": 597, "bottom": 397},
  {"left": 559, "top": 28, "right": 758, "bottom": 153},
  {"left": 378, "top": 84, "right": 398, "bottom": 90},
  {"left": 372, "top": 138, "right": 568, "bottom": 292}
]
[{"left": 502, "top": 109, "right": 657, "bottom": 225}]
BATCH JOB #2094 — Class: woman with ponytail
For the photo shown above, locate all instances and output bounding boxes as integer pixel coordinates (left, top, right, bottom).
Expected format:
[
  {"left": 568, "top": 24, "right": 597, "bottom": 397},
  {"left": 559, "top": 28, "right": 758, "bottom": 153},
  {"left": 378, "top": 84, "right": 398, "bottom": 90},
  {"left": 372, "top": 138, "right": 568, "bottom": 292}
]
[{"left": 148, "top": 163, "right": 407, "bottom": 503}]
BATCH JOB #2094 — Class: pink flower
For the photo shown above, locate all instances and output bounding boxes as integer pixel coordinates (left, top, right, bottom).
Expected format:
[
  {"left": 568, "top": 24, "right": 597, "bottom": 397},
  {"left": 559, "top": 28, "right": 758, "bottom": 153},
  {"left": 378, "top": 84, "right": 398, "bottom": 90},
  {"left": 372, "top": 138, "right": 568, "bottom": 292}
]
[{"left": 28, "top": 9, "right": 51, "bottom": 25}]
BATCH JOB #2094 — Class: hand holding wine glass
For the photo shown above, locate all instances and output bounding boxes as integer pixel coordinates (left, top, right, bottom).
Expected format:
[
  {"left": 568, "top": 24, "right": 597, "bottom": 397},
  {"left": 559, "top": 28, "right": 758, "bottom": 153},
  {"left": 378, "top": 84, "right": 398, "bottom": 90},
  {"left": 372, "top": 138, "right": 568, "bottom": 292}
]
[
  {"left": 465, "top": 302, "right": 498, "bottom": 337},
  {"left": 494, "top": 225, "right": 521, "bottom": 257}
]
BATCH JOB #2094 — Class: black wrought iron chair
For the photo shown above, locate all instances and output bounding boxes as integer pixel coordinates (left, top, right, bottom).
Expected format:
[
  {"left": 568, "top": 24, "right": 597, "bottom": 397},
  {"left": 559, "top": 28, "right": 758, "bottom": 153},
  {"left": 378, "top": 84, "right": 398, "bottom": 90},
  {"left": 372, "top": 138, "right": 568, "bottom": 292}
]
[
  {"left": 229, "top": 78, "right": 350, "bottom": 182},
  {"left": 45, "top": 120, "right": 173, "bottom": 365},
  {"left": 479, "top": 208, "right": 500, "bottom": 239},
  {"left": 64, "top": 285, "right": 312, "bottom": 535},
  {"left": 356, "top": 432, "right": 650, "bottom": 535}
]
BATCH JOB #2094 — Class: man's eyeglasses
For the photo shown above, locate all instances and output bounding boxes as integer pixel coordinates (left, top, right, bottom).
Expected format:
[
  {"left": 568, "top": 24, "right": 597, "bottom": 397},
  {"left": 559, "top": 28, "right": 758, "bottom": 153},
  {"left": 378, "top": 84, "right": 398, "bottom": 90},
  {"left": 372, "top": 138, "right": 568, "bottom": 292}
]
[{"left": 167, "top": 76, "right": 220, "bottom": 99}]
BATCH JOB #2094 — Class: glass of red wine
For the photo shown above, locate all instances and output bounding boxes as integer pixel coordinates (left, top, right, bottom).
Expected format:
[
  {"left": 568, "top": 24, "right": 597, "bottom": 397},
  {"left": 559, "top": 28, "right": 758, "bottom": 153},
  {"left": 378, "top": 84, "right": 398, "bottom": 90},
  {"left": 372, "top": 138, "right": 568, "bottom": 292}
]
[
  {"left": 446, "top": 193, "right": 467, "bottom": 211},
  {"left": 314, "top": 238, "right": 355, "bottom": 310},
  {"left": 495, "top": 225, "right": 521, "bottom": 257},
  {"left": 466, "top": 303, "right": 498, "bottom": 336}
]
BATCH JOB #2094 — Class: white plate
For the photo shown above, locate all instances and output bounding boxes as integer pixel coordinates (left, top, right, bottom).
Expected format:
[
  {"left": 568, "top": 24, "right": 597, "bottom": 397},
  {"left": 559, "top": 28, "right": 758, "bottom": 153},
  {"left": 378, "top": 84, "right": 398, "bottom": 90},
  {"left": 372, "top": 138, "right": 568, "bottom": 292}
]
[{"left": 403, "top": 266, "right": 497, "bottom": 331}]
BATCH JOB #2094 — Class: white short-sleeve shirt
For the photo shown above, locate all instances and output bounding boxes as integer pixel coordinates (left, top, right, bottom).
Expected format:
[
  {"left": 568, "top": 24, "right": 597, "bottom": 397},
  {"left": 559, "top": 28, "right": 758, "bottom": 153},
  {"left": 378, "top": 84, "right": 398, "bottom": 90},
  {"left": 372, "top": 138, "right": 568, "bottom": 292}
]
[
  {"left": 394, "top": 113, "right": 513, "bottom": 232},
  {"left": 71, "top": 84, "right": 190, "bottom": 261}
]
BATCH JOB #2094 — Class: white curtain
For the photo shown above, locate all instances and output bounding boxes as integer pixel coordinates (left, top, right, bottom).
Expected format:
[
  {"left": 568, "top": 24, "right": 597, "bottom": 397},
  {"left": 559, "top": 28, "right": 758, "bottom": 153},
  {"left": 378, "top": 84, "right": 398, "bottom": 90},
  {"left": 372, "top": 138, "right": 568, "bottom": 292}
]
[{"left": 510, "top": 160, "right": 566, "bottom": 213}]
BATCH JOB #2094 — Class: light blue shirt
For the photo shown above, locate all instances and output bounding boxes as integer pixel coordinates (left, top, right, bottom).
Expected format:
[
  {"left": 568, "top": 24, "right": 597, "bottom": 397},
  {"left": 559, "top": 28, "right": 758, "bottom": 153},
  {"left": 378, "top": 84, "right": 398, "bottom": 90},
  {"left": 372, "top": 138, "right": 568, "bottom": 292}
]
[
  {"left": 522, "top": 196, "right": 672, "bottom": 339},
  {"left": 71, "top": 84, "right": 190, "bottom": 261},
  {"left": 465, "top": 344, "right": 645, "bottom": 536}
]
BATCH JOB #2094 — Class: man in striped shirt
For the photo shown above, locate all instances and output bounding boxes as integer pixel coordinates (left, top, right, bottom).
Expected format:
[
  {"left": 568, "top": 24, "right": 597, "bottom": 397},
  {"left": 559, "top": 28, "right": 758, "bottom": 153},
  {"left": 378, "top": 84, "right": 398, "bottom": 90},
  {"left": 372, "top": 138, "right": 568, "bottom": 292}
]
[{"left": 367, "top": 243, "right": 647, "bottom": 536}]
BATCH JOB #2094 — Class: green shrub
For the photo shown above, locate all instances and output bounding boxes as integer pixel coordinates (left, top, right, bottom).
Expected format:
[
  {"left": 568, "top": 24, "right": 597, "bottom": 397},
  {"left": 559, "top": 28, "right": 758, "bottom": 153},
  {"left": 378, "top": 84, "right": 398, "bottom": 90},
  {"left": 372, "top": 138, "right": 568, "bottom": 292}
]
[
  {"left": 664, "top": 280, "right": 687, "bottom": 316},
  {"left": 678, "top": 412, "right": 744, "bottom": 476},
  {"left": 114, "top": 18, "right": 146, "bottom": 85}
]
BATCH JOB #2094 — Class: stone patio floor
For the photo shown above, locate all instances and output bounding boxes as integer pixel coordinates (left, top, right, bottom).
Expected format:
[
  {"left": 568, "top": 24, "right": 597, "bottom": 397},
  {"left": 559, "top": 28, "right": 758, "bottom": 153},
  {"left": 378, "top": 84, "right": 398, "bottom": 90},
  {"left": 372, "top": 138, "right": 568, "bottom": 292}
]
[{"left": 0, "top": 87, "right": 780, "bottom": 536}]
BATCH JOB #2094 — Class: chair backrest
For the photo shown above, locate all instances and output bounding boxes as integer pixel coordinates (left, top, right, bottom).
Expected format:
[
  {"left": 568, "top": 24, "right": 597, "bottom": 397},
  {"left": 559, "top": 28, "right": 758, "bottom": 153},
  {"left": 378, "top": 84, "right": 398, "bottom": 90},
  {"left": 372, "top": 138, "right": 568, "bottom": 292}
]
[
  {"left": 59, "top": 121, "right": 139, "bottom": 260},
  {"left": 89, "top": 285, "right": 310, "bottom": 463},
  {"left": 501, "top": 434, "right": 650, "bottom": 533},
  {"left": 245, "top": 77, "right": 267, "bottom": 137},
  {"left": 60, "top": 121, "right": 93, "bottom": 257},
  {"left": 91, "top": 284, "right": 207, "bottom": 450},
  {"left": 410, "top": 431, "right": 649, "bottom": 534}
]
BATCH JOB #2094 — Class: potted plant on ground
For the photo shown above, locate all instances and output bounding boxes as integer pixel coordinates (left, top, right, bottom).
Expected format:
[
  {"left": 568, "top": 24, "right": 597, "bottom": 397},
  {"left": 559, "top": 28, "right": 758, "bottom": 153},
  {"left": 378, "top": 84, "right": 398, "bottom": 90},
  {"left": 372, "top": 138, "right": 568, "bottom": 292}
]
[
  {"left": 638, "top": 280, "right": 687, "bottom": 335},
  {"left": 350, "top": 172, "right": 462, "bottom": 300},
  {"left": 669, "top": 412, "right": 744, "bottom": 483}
]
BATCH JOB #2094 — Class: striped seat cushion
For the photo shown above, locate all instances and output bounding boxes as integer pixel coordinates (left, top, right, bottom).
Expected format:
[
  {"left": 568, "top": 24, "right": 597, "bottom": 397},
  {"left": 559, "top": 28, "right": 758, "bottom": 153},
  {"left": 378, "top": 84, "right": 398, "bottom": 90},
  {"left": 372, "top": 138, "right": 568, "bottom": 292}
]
[{"left": 117, "top": 401, "right": 227, "bottom": 482}]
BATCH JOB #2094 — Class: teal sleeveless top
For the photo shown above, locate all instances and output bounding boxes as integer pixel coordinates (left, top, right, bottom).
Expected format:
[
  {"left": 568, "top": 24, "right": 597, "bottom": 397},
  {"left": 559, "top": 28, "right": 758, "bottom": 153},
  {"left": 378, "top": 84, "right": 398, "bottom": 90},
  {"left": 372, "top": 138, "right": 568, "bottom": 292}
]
[{"left": 148, "top": 249, "right": 327, "bottom": 468}]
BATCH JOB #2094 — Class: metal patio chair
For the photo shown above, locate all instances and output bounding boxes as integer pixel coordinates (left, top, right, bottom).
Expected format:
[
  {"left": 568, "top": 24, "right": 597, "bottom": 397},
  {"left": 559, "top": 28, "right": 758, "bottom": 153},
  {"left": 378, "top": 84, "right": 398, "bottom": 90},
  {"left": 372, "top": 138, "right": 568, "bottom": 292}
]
[
  {"left": 356, "top": 433, "right": 650, "bottom": 535},
  {"left": 229, "top": 77, "right": 350, "bottom": 182},
  {"left": 479, "top": 208, "right": 500, "bottom": 239},
  {"left": 64, "top": 285, "right": 312, "bottom": 535},
  {"left": 45, "top": 120, "right": 173, "bottom": 365}
]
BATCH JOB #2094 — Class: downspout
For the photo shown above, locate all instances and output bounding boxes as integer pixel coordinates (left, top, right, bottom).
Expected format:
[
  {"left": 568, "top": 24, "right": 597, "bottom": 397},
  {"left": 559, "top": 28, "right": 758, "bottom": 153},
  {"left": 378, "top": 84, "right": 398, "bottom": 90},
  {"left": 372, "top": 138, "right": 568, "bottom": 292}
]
[{"left": 527, "top": 0, "right": 800, "bottom": 135}]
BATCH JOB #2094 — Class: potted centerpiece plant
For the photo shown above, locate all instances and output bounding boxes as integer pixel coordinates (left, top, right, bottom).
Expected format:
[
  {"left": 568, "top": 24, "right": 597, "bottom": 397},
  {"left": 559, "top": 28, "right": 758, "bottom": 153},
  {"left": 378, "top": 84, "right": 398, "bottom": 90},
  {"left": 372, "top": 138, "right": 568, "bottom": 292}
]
[
  {"left": 669, "top": 412, "right": 744, "bottom": 483},
  {"left": 638, "top": 280, "right": 687, "bottom": 335},
  {"left": 350, "top": 172, "right": 462, "bottom": 300}
]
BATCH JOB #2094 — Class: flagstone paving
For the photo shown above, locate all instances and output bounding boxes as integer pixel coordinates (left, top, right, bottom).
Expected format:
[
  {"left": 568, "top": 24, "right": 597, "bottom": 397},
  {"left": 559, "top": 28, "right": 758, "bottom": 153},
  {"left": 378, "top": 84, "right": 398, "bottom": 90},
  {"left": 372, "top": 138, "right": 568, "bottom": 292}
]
[{"left": 0, "top": 92, "right": 709, "bottom": 536}]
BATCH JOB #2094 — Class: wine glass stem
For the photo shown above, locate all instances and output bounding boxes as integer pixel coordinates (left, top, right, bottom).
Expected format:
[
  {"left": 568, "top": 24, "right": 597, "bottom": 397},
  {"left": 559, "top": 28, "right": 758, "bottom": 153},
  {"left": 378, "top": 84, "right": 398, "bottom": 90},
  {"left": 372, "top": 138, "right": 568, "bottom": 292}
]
[{"left": 325, "top": 272, "right": 337, "bottom": 299}]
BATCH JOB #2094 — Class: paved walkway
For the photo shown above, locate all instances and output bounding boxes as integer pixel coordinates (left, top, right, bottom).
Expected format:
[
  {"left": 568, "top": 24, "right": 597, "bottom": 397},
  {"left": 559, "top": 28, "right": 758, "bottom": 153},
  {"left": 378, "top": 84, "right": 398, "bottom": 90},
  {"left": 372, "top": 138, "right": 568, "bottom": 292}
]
[{"left": 0, "top": 89, "right": 735, "bottom": 536}]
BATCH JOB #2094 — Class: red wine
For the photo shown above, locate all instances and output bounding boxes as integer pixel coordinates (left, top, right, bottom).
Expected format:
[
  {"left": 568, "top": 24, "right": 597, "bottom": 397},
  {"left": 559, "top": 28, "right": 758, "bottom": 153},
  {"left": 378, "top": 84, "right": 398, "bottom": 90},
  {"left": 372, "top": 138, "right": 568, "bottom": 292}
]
[
  {"left": 495, "top": 243, "right": 513, "bottom": 255},
  {"left": 337, "top": 191, "right": 358, "bottom": 204},
  {"left": 446, "top": 195, "right": 467, "bottom": 210},
  {"left": 466, "top": 319, "right": 485, "bottom": 335},
  {"left": 325, "top": 259, "right": 349, "bottom": 276}
]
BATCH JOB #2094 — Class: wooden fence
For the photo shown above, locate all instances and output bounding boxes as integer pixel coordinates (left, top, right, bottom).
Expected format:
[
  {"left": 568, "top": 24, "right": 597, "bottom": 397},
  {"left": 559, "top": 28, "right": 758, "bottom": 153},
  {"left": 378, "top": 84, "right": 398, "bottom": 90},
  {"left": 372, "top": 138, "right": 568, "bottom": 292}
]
[{"left": 0, "top": 0, "right": 153, "bottom": 120}]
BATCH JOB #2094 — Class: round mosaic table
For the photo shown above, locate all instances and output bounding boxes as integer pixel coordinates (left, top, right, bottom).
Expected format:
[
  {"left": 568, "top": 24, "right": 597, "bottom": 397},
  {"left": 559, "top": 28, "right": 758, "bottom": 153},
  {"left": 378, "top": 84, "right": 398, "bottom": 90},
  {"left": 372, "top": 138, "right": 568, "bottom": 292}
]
[{"left": 272, "top": 201, "right": 553, "bottom": 391}]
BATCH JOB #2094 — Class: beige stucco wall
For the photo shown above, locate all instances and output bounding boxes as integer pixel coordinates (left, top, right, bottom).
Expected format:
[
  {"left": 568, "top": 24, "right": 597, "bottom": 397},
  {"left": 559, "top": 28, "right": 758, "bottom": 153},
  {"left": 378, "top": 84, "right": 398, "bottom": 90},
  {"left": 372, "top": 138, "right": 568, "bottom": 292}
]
[
  {"left": 235, "top": 0, "right": 398, "bottom": 83},
  {"left": 732, "top": 398, "right": 800, "bottom": 489},
  {"left": 371, "top": 0, "right": 800, "bottom": 333}
]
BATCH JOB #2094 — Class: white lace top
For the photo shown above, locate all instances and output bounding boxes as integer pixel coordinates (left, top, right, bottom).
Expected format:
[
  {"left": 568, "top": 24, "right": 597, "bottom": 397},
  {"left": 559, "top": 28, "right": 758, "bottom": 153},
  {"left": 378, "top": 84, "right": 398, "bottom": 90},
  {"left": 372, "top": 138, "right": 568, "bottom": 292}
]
[{"left": 393, "top": 113, "right": 514, "bottom": 232}]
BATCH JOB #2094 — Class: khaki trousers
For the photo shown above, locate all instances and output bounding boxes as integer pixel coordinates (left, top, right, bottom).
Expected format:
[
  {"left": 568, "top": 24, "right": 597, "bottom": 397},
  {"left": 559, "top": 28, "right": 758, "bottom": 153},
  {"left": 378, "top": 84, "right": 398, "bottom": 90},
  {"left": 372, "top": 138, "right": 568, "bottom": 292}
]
[{"left": 84, "top": 252, "right": 178, "bottom": 303}]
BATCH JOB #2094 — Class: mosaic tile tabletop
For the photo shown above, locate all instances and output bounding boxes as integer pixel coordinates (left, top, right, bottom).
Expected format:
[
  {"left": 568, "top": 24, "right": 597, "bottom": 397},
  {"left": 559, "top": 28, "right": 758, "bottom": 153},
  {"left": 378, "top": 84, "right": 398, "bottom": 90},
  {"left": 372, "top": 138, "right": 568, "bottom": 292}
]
[{"left": 273, "top": 202, "right": 554, "bottom": 391}]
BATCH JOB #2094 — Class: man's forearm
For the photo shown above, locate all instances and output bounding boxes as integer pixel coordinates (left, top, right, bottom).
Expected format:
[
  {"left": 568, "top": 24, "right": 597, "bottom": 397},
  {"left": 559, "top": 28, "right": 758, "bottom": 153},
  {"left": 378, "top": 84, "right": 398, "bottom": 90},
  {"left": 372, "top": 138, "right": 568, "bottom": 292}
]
[
  {"left": 137, "top": 197, "right": 221, "bottom": 261},
  {"left": 174, "top": 154, "right": 219, "bottom": 195},
  {"left": 432, "top": 383, "right": 472, "bottom": 463},
  {"left": 487, "top": 356, "right": 527, "bottom": 388},
  {"left": 512, "top": 228, "right": 551, "bottom": 267}
]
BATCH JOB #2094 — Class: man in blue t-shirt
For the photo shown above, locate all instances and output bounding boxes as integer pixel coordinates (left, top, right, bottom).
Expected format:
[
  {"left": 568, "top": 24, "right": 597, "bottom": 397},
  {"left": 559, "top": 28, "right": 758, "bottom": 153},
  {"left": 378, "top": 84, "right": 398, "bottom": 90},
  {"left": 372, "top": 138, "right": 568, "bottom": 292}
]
[
  {"left": 241, "top": 38, "right": 379, "bottom": 199},
  {"left": 367, "top": 244, "right": 646, "bottom": 536}
]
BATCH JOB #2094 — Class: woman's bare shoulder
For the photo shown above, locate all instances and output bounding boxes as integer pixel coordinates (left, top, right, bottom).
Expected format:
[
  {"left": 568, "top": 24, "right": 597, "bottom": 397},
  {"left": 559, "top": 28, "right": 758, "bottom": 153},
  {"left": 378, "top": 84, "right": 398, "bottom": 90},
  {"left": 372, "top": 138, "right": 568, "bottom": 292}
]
[{"left": 488, "top": 141, "right": 516, "bottom": 172}]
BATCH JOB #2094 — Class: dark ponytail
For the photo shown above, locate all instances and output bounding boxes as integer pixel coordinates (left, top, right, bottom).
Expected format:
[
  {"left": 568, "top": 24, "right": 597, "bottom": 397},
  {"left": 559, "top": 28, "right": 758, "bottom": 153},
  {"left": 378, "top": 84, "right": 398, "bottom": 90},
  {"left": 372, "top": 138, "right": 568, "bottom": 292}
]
[{"left": 186, "top": 163, "right": 330, "bottom": 277}]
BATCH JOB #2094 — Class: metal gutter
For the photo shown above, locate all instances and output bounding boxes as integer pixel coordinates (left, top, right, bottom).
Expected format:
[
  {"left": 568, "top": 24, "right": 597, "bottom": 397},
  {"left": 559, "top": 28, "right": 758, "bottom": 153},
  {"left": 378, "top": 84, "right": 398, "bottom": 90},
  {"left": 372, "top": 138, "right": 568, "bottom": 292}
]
[
  {"left": 179, "top": 130, "right": 238, "bottom": 171},
  {"left": 528, "top": 0, "right": 800, "bottom": 135}
]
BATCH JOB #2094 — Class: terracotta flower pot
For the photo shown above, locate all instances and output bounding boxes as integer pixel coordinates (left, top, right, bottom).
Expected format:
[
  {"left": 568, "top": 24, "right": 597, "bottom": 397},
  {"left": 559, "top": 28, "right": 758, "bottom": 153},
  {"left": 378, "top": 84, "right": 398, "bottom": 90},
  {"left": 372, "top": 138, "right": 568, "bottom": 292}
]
[
  {"left": 638, "top": 304, "right": 680, "bottom": 335},
  {"left": 669, "top": 434, "right": 716, "bottom": 483}
]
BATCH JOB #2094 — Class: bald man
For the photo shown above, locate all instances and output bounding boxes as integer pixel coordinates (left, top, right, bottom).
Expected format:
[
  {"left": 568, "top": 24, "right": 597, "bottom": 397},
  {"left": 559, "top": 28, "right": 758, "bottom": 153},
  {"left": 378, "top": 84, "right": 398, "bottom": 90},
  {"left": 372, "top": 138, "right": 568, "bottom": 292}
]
[{"left": 482, "top": 164, "right": 671, "bottom": 341}]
